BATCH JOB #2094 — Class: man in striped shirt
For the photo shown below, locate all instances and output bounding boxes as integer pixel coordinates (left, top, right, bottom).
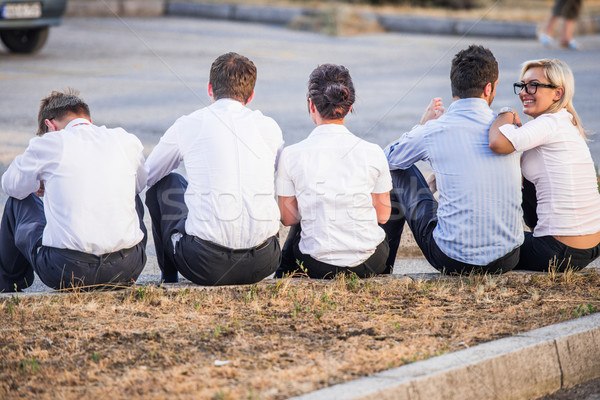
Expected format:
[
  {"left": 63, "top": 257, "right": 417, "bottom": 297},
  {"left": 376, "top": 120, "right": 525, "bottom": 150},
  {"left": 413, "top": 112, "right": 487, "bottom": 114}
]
[{"left": 382, "top": 45, "right": 523, "bottom": 274}]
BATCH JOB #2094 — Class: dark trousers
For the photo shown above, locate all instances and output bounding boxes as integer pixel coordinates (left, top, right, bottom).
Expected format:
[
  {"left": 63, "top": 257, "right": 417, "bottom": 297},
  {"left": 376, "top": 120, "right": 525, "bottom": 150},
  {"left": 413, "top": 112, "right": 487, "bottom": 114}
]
[
  {"left": 276, "top": 223, "right": 389, "bottom": 279},
  {"left": 516, "top": 178, "right": 600, "bottom": 272},
  {"left": 145, "top": 173, "right": 281, "bottom": 286},
  {"left": 0, "top": 194, "right": 147, "bottom": 292},
  {"left": 381, "top": 166, "right": 518, "bottom": 275}
]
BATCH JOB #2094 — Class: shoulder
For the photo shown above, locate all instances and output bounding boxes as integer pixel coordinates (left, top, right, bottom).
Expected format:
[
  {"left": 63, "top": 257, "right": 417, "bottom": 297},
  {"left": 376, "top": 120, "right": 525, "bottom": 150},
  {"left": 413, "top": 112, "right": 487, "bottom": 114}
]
[
  {"left": 101, "top": 125, "right": 144, "bottom": 150},
  {"left": 252, "top": 110, "right": 282, "bottom": 135},
  {"left": 28, "top": 130, "right": 63, "bottom": 151},
  {"left": 280, "top": 140, "right": 304, "bottom": 158},
  {"left": 524, "top": 111, "right": 561, "bottom": 134}
]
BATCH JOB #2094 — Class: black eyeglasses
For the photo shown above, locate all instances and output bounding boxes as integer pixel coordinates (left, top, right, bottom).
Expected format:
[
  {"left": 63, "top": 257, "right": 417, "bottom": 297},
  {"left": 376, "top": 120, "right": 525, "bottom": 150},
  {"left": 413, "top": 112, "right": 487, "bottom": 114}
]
[{"left": 513, "top": 81, "right": 557, "bottom": 95}]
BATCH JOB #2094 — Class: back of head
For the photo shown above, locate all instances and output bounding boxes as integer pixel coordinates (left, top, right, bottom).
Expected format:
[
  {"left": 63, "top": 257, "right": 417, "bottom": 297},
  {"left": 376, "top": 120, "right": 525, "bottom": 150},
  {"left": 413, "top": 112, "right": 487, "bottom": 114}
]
[
  {"left": 209, "top": 52, "right": 257, "bottom": 104},
  {"left": 450, "top": 45, "right": 498, "bottom": 99},
  {"left": 308, "top": 64, "right": 355, "bottom": 120},
  {"left": 37, "top": 88, "right": 90, "bottom": 136}
]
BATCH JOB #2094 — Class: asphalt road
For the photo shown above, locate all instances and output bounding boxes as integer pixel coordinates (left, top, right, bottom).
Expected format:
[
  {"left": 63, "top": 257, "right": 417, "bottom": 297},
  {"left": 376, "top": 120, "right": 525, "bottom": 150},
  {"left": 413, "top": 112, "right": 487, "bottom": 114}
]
[{"left": 1, "top": 16, "right": 600, "bottom": 292}]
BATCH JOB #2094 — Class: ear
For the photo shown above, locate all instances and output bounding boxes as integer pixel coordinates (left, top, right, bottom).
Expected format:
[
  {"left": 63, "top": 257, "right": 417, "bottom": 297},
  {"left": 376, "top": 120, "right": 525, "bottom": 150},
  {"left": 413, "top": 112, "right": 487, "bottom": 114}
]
[
  {"left": 308, "top": 98, "right": 316, "bottom": 113},
  {"left": 245, "top": 90, "right": 255, "bottom": 105},
  {"left": 45, "top": 119, "right": 57, "bottom": 132},
  {"left": 553, "top": 87, "right": 565, "bottom": 101},
  {"left": 483, "top": 82, "right": 493, "bottom": 97},
  {"left": 207, "top": 82, "right": 214, "bottom": 99}
]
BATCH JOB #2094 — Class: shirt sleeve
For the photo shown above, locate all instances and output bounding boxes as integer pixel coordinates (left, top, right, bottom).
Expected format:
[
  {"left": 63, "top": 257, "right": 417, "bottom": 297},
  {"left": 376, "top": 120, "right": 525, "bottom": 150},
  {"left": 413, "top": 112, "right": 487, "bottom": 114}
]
[
  {"left": 1, "top": 135, "right": 60, "bottom": 200},
  {"left": 499, "top": 113, "right": 558, "bottom": 152},
  {"left": 275, "top": 148, "right": 295, "bottom": 197},
  {"left": 372, "top": 148, "right": 393, "bottom": 194},
  {"left": 132, "top": 137, "right": 149, "bottom": 194},
  {"left": 145, "top": 123, "right": 182, "bottom": 188},
  {"left": 384, "top": 125, "right": 429, "bottom": 170}
]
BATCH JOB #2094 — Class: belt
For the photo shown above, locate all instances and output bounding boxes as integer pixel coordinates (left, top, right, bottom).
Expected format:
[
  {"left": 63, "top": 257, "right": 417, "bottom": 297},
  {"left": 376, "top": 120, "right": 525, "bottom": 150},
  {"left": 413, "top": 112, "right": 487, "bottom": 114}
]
[
  {"left": 192, "top": 236, "right": 274, "bottom": 254},
  {"left": 49, "top": 244, "right": 139, "bottom": 264}
]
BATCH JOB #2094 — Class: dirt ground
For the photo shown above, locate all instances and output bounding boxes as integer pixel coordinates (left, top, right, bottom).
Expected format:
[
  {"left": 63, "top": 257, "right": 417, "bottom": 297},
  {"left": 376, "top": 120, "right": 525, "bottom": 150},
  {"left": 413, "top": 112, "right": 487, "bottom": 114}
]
[{"left": 1, "top": 270, "right": 599, "bottom": 399}]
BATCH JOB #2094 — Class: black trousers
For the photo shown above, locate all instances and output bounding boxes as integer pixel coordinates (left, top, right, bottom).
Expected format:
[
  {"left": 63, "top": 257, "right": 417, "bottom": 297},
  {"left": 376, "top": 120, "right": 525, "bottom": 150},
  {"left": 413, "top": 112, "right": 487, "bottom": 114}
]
[
  {"left": 276, "top": 223, "right": 389, "bottom": 279},
  {"left": 516, "top": 178, "right": 600, "bottom": 272},
  {"left": 380, "top": 166, "right": 519, "bottom": 275},
  {"left": 0, "top": 194, "right": 147, "bottom": 292},
  {"left": 145, "top": 173, "right": 281, "bottom": 286}
]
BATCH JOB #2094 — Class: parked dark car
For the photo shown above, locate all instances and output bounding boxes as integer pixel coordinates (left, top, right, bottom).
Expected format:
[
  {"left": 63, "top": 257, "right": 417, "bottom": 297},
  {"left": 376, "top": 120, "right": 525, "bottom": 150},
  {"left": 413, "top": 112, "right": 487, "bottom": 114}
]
[{"left": 0, "top": 0, "right": 67, "bottom": 53}]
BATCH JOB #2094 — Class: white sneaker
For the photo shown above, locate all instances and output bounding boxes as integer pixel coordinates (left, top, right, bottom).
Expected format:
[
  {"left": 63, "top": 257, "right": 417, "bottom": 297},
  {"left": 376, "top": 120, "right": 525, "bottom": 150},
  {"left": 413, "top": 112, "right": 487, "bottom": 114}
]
[
  {"left": 539, "top": 33, "right": 554, "bottom": 46},
  {"left": 565, "top": 40, "right": 580, "bottom": 50}
]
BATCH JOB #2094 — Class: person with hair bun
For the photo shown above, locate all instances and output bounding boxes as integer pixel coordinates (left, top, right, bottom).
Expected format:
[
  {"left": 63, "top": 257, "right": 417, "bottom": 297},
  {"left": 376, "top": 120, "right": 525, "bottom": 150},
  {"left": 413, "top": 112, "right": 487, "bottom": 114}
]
[
  {"left": 489, "top": 58, "right": 600, "bottom": 271},
  {"left": 275, "top": 64, "right": 392, "bottom": 279}
]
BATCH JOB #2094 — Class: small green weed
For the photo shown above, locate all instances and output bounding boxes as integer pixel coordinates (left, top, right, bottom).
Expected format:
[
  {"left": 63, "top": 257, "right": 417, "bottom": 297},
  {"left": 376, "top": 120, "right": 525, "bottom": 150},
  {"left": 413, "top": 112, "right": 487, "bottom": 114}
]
[
  {"left": 90, "top": 352, "right": 100, "bottom": 363},
  {"left": 572, "top": 304, "right": 598, "bottom": 318},
  {"left": 20, "top": 358, "right": 39, "bottom": 374},
  {"left": 134, "top": 286, "right": 147, "bottom": 301},
  {"left": 213, "top": 325, "right": 226, "bottom": 339}
]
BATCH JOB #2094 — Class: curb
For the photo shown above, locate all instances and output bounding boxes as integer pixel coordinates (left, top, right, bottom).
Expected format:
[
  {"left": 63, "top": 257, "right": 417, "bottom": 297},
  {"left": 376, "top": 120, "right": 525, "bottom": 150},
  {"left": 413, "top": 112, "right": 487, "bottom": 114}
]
[
  {"left": 64, "top": 1, "right": 600, "bottom": 38},
  {"left": 165, "top": 1, "right": 539, "bottom": 38},
  {"left": 165, "top": 1, "right": 600, "bottom": 38},
  {"left": 65, "top": 0, "right": 165, "bottom": 17},
  {"left": 291, "top": 312, "right": 600, "bottom": 400}
]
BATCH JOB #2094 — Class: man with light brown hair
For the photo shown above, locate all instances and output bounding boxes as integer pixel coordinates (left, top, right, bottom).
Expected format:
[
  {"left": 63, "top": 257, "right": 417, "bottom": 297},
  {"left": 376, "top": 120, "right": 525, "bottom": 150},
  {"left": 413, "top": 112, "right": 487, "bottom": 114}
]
[
  {"left": 145, "top": 52, "right": 283, "bottom": 286},
  {"left": 0, "top": 88, "right": 148, "bottom": 292}
]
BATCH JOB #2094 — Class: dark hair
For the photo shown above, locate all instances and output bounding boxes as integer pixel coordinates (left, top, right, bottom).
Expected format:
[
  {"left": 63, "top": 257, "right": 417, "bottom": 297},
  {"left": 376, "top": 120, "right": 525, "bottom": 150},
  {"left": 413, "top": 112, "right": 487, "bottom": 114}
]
[
  {"left": 307, "top": 64, "right": 355, "bottom": 120},
  {"left": 209, "top": 52, "right": 257, "bottom": 103},
  {"left": 450, "top": 45, "right": 498, "bottom": 99},
  {"left": 37, "top": 88, "right": 90, "bottom": 136}
]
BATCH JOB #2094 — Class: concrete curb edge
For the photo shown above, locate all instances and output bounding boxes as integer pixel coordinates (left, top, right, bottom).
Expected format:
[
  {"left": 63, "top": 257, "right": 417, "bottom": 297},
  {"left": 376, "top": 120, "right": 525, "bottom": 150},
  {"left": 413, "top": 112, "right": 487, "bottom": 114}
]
[
  {"left": 165, "top": 1, "right": 540, "bottom": 38},
  {"left": 291, "top": 312, "right": 600, "bottom": 399},
  {"left": 64, "top": 1, "right": 600, "bottom": 38}
]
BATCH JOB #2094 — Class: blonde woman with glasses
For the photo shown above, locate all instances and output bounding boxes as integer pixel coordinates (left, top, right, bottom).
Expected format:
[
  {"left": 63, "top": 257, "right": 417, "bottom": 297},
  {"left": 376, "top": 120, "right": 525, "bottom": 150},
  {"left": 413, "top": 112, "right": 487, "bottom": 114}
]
[{"left": 489, "top": 58, "right": 600, "bottom": 272}]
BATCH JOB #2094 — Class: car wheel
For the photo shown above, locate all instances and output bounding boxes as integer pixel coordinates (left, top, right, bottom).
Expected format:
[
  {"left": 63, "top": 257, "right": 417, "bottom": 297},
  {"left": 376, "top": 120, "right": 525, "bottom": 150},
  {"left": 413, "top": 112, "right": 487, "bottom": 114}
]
[{"left": 1, "top": 27, "right": 49, "bottom": 53}]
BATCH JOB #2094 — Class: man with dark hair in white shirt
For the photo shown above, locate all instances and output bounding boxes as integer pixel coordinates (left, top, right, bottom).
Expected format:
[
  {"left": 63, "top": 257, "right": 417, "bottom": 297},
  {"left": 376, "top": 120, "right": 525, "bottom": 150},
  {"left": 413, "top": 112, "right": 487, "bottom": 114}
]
[
  {"left": 0, "top": 89, "right": 148, "bottom": 292},
  {"left": 145, "top": 52, "right": 283, "bottom": 286}
]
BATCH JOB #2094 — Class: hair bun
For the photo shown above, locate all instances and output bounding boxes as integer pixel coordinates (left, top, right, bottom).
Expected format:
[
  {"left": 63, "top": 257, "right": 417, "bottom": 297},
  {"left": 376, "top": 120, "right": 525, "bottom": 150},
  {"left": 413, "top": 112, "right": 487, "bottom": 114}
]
[{"left": 324, "top": 84, "right": 349, "bottom": 105}]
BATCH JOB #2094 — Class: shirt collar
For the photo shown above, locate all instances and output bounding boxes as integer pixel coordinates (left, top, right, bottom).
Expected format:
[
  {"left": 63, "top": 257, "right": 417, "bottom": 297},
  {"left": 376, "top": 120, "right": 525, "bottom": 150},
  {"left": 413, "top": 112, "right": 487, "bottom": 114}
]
[
  {"left": 309, "top": 123, "right": 351, "bottom": 137},
  {"left": 447, "top": 97, "right": 491, "bottom": 113},
  {"left": 212, "top": 98, "right": 247, "bottom": 110},
  {"left": 65, "top": 118, "right": 92, "bottom": 129}
]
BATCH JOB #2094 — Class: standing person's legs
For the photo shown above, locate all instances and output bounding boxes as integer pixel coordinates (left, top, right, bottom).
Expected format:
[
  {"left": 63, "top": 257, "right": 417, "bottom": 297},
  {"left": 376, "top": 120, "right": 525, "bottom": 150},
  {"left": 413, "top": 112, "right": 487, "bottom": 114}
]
[
  {"left": 0, "top": 194, "right": 45, "bottom": 292},
  {"left": 559, "top": 0, "right": 581, "bottom": 47},
  {"left": 145, "top": 173, "right": 188, "bottom": 283}
]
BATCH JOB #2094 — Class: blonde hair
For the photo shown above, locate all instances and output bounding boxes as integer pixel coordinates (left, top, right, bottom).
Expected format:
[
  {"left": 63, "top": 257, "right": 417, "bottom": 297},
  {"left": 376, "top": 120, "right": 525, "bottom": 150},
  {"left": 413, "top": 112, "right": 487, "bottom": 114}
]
[{"left": 520, "top": 58, "right": 589, "bottom": 138}]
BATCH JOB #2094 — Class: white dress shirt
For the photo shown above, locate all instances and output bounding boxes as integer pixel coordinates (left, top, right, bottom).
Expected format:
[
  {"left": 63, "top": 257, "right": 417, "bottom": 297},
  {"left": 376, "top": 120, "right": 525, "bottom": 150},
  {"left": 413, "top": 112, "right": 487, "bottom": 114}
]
[
  {"left": 276, "top": 124, "right": 392, "bottom": 267},
  {"left": 500, "top": 108, "right": 600, "bottom": 237},
  {"left": 146, "top": 98, "right": 283, "bottom": 249},
  {"left": 1, "top": 118, "right": 147, "bottom": 255}
]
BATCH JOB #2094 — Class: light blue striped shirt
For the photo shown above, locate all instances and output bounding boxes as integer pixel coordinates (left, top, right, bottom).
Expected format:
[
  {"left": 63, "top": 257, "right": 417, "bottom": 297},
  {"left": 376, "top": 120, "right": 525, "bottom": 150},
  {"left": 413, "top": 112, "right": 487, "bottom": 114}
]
[{"left": 385, "top": 98, "right": 523, "bottom": 265}]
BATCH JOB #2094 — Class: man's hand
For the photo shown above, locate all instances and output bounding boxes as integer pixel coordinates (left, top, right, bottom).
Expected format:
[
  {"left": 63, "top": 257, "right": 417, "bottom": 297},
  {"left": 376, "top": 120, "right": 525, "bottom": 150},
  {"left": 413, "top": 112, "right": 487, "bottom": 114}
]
[{"left": 420, "top": 97, "right": 445, "bottom": 125}]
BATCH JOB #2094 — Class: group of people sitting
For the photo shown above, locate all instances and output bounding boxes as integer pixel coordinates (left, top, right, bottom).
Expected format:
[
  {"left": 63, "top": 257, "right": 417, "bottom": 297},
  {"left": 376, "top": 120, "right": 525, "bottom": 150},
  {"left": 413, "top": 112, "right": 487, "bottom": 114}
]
[{"left": 1, "top": 45, "right": 599, "bottom": 292}]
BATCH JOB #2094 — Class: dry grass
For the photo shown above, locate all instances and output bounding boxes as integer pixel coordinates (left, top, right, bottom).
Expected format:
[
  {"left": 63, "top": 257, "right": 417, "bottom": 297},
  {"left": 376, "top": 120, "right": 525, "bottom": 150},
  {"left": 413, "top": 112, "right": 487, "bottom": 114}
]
[{"left": 1, "top": 270, "right": 599, "bottom": 399}]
